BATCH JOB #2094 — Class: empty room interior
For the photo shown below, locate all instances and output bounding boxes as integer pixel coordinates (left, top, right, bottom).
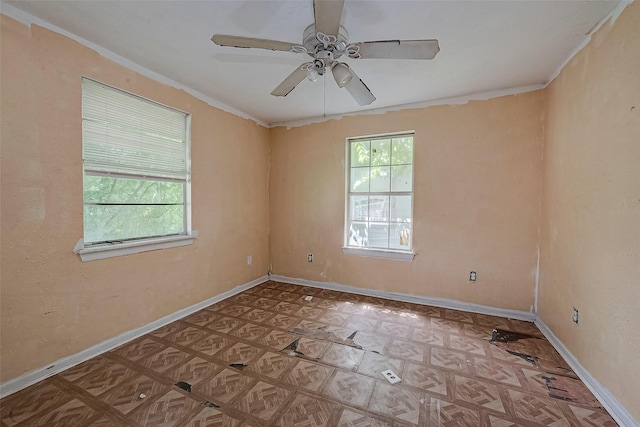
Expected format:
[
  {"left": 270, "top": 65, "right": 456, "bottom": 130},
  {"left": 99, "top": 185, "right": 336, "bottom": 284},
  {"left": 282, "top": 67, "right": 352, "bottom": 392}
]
[{"left": 1, "top": 0, "right": 639, "bottom": 426}]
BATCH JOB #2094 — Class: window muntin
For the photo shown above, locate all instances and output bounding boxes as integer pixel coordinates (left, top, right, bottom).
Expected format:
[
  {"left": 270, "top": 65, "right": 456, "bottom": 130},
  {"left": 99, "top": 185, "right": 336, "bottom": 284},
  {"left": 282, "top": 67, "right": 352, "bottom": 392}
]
[
  {"left": 81, "top": 78, "right": 190, "bottom": 245},
  {"left": 346, "top": 134, "right": 414, "bottom": 251}
]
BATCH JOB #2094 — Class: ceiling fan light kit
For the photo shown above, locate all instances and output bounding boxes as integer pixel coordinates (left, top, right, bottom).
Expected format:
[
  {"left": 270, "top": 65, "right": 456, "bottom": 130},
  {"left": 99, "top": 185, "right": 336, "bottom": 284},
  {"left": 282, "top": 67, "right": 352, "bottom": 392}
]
[
  {"left": 306, "top": 67, "right": 320, "bottom": 82},
  {"left": 212, "top": 0, "right": 439, "bottom": 106},
  {"left": 332, "top": 63, "right": 353, "bottom": 88}
]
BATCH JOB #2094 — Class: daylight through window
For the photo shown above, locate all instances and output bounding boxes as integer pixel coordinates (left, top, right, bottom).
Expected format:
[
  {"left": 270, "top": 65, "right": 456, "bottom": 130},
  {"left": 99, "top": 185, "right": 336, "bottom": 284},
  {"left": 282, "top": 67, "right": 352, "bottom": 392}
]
[
  {"left": 81, "top": 78, "right": 190, "bottom": 244},
  {"left": 346, "top": 133, "right": 414, "bottom": 252}
]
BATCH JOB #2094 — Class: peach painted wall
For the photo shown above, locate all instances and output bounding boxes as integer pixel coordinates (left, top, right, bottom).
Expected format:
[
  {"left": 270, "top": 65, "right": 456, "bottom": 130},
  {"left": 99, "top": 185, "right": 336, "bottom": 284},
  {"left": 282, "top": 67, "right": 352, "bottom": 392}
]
[
  {"left": 269, "top": 91, "right": 545, "bottom": 311},
  {"left": 538, "top": 1, "right": 640, "bottom": 421},
  {"left": 0, "top": 17, "right": 270, "bottom": 381}
]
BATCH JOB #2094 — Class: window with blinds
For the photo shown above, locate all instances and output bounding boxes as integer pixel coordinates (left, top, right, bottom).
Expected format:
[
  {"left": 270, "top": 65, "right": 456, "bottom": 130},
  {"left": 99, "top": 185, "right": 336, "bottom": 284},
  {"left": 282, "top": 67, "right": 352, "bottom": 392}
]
[{"left": 81, "top": 78, "right": 190, "bottom": 244}]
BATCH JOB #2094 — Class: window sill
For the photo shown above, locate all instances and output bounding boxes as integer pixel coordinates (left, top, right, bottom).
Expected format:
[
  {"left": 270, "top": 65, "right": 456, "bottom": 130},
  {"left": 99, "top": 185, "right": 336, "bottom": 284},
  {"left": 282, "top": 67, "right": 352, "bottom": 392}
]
[
  {"left": 73, "top": 231, "right": 198, "bottom": 262},
  {"left": 342, "top": 246, "right": 415, "bottom": 261}
]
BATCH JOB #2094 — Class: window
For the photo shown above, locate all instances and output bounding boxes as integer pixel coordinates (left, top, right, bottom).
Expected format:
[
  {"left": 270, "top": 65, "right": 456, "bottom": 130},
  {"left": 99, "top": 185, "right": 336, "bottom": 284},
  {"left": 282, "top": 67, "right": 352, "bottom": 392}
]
[
  {"left": 74, "top": 78, "right": 193, "bottom": 261},
  {"left": 344, "top": 133, "right": 414, "bottom": 260}
]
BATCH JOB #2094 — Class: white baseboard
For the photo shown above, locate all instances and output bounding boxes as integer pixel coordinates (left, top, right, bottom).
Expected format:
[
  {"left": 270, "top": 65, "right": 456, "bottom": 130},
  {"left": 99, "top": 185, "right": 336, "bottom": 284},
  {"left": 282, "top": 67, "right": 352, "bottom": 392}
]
[
  {"left": 270, "top": 274, "right": 536, "bottom": 322},
  {"left": 0, "top": 275, "right": 268, "bottom": 399},
  {"left": 535, "top": 318, "right": 639, "bottom": 427}
]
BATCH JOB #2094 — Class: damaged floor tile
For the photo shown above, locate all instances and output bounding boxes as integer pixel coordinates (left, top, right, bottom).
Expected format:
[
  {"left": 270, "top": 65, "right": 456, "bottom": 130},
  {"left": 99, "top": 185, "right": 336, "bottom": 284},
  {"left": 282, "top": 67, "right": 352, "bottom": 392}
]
[
  {"left": 488, "top": 327, "right": 603, "bottom": 409},
  {"left": 175, "top": 381, "right": 192, "bottom": 392},
  {"left": 288, "top": 326, "right": 363, "bottom": 349}
]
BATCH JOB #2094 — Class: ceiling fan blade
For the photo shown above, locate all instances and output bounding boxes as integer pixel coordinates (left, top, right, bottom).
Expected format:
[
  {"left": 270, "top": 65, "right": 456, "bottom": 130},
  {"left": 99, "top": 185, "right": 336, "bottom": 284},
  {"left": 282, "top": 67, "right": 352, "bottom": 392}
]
[
  {"left": 343, "top": 66, "right": 376, "bottom": 106},
  {"left": 212, "top": 34, "right": 303, "bottom": 53},
  {"left": 313, "top": 0, "right": 345, "bottom": 36},
  {"left": 351, "top": 39, "right": 440, "bottom": 60},
  {"left": 271, "top": 63, "right": 312, "bottom": 97}
]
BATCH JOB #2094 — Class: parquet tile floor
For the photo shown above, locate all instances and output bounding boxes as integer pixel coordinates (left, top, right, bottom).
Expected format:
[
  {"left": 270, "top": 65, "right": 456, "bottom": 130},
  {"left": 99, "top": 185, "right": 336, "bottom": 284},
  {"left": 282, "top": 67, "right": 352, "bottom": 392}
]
[{"left": 0, "top": 281, "right": 618, "bottom": 426}]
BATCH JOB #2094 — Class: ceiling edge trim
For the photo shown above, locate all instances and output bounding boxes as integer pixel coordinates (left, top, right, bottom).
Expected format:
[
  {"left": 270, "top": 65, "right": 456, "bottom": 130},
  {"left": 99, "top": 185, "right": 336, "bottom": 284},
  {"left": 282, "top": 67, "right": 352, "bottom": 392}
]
[
  {"left": 544, "top": 0, "right": 631, "bottom": 86},
  {"left": 0, "top": 1, "right": 269, "bottom": 128},
  {"left": 270, "top": 83, "right": 546, "bottom": 129}
]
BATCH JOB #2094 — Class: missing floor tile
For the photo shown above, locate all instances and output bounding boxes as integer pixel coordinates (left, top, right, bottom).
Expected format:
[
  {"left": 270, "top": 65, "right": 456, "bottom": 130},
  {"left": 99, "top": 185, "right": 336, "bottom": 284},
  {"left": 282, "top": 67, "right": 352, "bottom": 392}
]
[
  {"left": 282, "top": 337, "right": 300, "bottom": 352},
  {"left": 280, "top": 338, "right": 319, "bottom": 361},
  {"left": 490, "top": 328, "right": 545, "bottom": 367},
  {"left": 542, "top": 375, "right": 604, "bottom": 409},
  {"left": 491, "top": 329, "right": 539, "bottom": 343},
  {"left": 175, "top": 381, "right": 192, "bottom": 392},
  {"left": 288, "top": 327, "right": 363, "bottom": 349},
  {"left": 506, "top": 350, "right": 538, "bottom": 365},
  {"left": 228, "top": 363, "right": 248, "bottom": 370}
]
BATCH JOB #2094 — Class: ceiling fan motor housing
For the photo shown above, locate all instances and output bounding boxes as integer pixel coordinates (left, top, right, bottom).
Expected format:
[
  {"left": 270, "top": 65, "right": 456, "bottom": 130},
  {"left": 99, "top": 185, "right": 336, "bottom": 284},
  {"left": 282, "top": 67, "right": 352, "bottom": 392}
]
[{"left": 303, "top": 24, "right": 349, "bottom": 61}]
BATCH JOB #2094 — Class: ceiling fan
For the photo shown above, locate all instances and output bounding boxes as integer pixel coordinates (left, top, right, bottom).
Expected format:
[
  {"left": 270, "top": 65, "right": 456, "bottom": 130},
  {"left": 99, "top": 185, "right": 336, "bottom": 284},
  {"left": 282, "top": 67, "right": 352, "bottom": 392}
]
[{"left": 211, "top": 0, "right": 440, "bottom": 106}]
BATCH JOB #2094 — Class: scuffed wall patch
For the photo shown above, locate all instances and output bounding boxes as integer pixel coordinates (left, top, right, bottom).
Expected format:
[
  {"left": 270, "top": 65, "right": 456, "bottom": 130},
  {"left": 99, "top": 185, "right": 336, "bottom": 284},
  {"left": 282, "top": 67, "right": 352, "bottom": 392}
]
[{"left": 20, "top": 187, "right": 45, "bottom": 226}]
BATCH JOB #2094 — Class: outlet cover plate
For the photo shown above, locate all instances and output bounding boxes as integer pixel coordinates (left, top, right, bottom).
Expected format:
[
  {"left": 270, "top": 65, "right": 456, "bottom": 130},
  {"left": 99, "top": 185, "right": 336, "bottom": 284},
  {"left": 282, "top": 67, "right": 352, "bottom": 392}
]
[{"left": 381, "top": 369, "right": 401, "bottom": 384}]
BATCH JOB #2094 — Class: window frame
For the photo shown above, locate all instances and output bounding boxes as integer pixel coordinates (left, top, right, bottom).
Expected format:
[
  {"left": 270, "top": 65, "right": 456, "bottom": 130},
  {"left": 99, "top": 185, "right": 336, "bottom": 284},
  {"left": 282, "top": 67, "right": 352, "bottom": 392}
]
[
  {"left": 342, "top": 131, "right": 416, "bottom": 261},
  {"left": 74, "top": 78, "right": 195, "bottom": 261}
]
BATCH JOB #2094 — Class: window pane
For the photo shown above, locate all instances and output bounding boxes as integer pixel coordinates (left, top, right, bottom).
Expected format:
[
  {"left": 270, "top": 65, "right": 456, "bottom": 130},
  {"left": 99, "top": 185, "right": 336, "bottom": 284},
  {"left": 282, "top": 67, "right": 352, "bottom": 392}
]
[
  {"left": 389, "top": 223, "right": 412, "bottom": 249},
  {"left": 370, "top": 166, "right": 390, "bottom": 192},
  {"left": 84, "top": 204, "right": 183, "bottom": 243},
  {"left": 390, "top": 195, "right": 412, "bottom": 222},
  {"left": 392, "top": 137, "right": 413, "bottom": 165},
  {"left": 391, "top": 165, "right": 413, "bottom": 191},
  {"left": 84, "top": 176, "right": 183, "bottom": 204},
  {"left": 345, "top": 133, "right": 413, "bottom": 253},
  {"left": 350, "top": 196, "right": 369, "bottom": 221},
  {"left": 350, "top": 167, "right": 370, "bottom": 192},
  {"left": 369, "top": 196, "right": 389, "bottom": 221},
  {"left": 368, "top": 222, "right": 389, "bottom": 249},
  {"left": 371, "top": 139, "right": 391, "bottom": 166},
  {"left": 350, "top": 141, "right": 370, "bottom": 167},
  {"left": 348, "top": 222, "right": 368, "bottom": 246}
]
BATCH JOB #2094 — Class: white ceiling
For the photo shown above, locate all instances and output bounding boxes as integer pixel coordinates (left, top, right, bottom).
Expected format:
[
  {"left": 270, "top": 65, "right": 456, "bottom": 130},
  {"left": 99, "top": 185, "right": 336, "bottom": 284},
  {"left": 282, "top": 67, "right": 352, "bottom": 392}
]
[{"left": 3, "top": 0, "right": 622, "bottom": 126}]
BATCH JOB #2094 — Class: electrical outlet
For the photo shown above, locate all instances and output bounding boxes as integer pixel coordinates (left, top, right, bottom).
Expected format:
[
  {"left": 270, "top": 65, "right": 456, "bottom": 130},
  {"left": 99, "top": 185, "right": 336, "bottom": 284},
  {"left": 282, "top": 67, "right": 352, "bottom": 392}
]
[
  {"left": 469, "top": 271, "right": 477, "bottom": 282},
  {"left": 307, "top": 253, "right": 313, "bottom": 263},
  {"left": 572, "top": 308, "right": 579, "bottom": 324},
  {"left": 247, "top": 256, "right": 252, "bottom": 266}
]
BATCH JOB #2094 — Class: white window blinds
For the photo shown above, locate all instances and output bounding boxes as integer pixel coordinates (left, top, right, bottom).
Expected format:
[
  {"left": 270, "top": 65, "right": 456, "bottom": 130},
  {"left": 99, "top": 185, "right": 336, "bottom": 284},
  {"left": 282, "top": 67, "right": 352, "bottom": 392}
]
[{"left": 81, "top": 78, "right": 187, "bottom": 181}]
